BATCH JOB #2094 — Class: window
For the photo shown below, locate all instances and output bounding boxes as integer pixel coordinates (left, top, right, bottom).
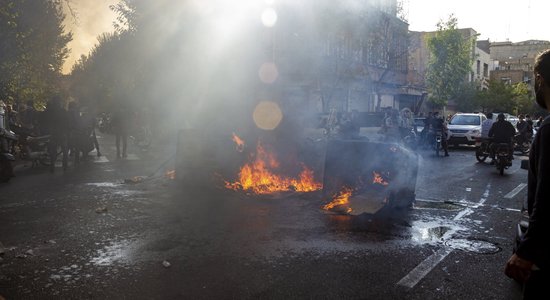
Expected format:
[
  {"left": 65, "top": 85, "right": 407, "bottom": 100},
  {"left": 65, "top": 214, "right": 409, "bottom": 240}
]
[
  {"left": 483, "top": 63, "right": 488, "bottom": 77},
  {"left": 476, "top": 60, "right": 480, "bottom": 75}
]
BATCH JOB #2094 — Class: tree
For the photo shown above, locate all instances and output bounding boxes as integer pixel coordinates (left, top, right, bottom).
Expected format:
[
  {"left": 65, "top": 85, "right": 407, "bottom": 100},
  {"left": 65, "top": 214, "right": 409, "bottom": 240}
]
[
  {"left": 426, "top": 15, "right": 475, "bottom": 108},
  {"left": 454, "top": 82, "right": 481, "bottom": 113},
  {"left": 0, "top": 0, "right": 72, "bottom": 107}
]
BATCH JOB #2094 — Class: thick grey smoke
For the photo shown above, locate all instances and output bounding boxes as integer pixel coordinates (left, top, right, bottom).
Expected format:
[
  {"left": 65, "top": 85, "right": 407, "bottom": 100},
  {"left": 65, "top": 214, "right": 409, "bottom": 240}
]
[{"left": 62, "top": 0, "right": 118, "bottom": 74}]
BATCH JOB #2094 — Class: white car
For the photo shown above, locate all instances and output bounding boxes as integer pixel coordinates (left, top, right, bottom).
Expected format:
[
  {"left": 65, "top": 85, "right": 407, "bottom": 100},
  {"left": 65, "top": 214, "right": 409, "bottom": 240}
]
[{"left": 447, "top": 113, "right": 487, "bottom": 146}]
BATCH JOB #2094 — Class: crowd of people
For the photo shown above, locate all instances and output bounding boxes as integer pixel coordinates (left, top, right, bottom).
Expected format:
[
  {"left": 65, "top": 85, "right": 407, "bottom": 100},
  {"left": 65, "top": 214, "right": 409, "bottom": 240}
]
[
  {"left": 4, "top": 96, "right": 102, "bottom": 172},
  {"left": 379, "top": 108, "right": 449, "bottom": 156}
]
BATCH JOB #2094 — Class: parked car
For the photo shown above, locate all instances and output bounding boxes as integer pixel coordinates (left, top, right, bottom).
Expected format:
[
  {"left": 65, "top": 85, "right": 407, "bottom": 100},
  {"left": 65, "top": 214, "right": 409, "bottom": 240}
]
[{"left": 447, "top": 112, "right": 486, "bottom": 147}]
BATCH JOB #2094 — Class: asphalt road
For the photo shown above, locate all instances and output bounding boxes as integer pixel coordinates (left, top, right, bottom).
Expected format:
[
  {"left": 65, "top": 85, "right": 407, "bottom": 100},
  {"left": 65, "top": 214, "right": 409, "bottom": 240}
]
[{"left": 0, "top": 131, "right": 527, "bottom": 299}]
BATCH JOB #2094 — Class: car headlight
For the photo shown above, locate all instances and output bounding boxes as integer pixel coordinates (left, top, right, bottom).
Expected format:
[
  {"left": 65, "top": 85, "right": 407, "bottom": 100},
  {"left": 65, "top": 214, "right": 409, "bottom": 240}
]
[{"left": 471, "top": 130, "right": 480, "bottom": 135}]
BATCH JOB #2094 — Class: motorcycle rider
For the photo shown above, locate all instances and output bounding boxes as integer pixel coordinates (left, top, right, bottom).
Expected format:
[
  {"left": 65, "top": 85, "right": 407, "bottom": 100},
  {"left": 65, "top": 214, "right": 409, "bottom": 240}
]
[
  {"left": 488, "top": 113, "right": 515, "bottom": 164},
  {"left": 430, "top": 111, "right": 449, "bottom": 156},
  {"left": 517, "top": 114, "right": 533, "bottom": 146}
]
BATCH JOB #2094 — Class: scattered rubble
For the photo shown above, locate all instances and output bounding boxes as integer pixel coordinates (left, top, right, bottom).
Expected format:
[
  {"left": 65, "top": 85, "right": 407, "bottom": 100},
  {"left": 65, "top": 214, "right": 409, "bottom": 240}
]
[
  {"left": 95, "top": 206, "right": 108, "bottom": 214},
  {"left": 162, "top": 260, "right": 171, "bottom": 268}
]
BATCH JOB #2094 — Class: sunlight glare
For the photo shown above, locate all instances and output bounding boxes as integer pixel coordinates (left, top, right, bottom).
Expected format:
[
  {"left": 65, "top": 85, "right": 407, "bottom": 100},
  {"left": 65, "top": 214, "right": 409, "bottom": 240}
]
[
  {"left": 261, "top": 8, "right": 278, "bottom": 27},
  {"left": 253, "top": 101, "right": 283, "bottom": 130}
]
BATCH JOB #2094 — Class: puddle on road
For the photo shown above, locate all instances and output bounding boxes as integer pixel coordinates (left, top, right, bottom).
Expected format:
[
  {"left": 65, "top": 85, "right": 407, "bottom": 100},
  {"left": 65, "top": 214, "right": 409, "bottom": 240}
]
[
  {"left": 90, "top": 239, "right": 140, "bottom": 266},
  {"left": 86, "top": 182, "right": 121, "bottom": 188},
  {"left": 444, "top": 238, "right": 501, "bottom": 254},
  {"left": 409, "top": 220, "right": 466, "bottom": 246}
]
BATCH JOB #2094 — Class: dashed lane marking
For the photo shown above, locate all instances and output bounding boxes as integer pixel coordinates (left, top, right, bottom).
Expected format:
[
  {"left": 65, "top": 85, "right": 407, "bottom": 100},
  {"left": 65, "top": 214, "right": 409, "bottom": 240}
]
[{"left": 504, "top": 183, "right": 527, "bottom": 199}]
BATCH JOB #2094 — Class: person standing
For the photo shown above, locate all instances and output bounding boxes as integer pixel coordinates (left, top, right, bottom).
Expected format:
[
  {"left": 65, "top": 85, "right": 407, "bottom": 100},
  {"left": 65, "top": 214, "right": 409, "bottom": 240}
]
[
  {"left": 505, "top": 49, "right": 550, "bottom": 298},
  {"left": 42, "top": 96, "right": 68, "bottom": 172},
  {"left": 111, "top": 103, "right": 131, "bottom": 159},
  {"left": 81, "top": 107, "right": 101, "bottom": 157}
]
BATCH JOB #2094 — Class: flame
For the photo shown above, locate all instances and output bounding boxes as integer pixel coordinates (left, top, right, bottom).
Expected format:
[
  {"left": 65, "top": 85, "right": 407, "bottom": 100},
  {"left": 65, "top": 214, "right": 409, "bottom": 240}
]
[
  {"left": 322, "top": 186, "right": 353, "bottom": 213},
  {"left": 225, "top": 140, "right": 322, "bottom": 194},
  {"left": 165, "top": 169, "right": 176, "bottom": 180},
  {"left": 372, "top": 171, "right": 389, "bottom": 186},
  {"left": 231, "top": 132, "right": 245, "bottom": 152}
]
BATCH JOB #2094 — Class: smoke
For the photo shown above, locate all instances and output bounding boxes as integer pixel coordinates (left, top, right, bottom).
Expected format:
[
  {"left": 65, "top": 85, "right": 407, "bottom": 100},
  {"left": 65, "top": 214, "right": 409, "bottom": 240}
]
[{"left": 62, "top": 0, "right": 118, "bottom": 74}]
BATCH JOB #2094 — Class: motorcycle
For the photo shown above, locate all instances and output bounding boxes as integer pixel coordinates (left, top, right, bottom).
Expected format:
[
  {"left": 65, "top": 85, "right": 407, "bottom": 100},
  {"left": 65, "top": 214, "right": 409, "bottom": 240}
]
[
  {"left": 15, "top": 132, "right": 53, "bottom": 167},
  {"left": 493, "top": 142, "right": 512, "bottom": 175},
  {"left": 514, "top": 133, "right": 531, "bottom": 155},
  {"left": 98, "top": 112, "right": 112, "bottom": 134},
  {"left": 475, "top": 137, "right": 492, "bottom": 162},
  {"left": 130, "top": 125, "right": 152, "bottom": 150},
  {"left": 430, "top": 130, "right": 444, "bottom": 156}
]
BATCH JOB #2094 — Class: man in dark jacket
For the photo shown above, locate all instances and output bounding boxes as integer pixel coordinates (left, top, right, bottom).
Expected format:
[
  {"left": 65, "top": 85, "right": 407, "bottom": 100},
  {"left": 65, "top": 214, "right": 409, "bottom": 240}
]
[
  {"left": 42, "top": 95, "right": 68, "bottom": 172},
  {"left": 489, "top": 113, "right": 515, "bottom": 160},
  {"left": 505, "top": 49, "right": 550, "bottom": 298}
]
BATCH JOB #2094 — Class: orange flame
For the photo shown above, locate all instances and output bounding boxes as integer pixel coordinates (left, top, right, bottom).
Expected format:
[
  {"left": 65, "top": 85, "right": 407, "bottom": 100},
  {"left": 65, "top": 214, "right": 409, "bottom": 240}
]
[
  {"left": 231, "top": 132, "right": 245, "bottom": 152},
  {"left": 372, "top": 171, "right": 389, "bottom": 186},
  {"left": 225, "top": 140, "right": 322, "bottom": 194},
  {"left": 322, "top": 187, "right": 353, "bottom": 213}
]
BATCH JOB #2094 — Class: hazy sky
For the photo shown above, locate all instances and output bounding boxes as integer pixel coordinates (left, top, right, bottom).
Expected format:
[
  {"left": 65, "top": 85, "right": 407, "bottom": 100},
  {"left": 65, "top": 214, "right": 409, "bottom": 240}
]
[
  {"left": 61, "top": 0, "right": 550, "bottom": 74},
  {"left": 406, "top": 0, "right": 550, "bottom": 42}
]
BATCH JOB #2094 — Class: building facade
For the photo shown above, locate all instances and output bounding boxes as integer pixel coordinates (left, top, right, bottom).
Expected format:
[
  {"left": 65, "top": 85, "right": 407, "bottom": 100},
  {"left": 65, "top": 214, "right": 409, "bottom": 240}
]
[
  {"left": 407, "top": 28, "right": 489, "bottom": 114},
  {"left": 268, "top": 0, "right": 410, "bottom": 117},
  {"left": 489, "top": 40, "right": 550, "bottom": 86}
]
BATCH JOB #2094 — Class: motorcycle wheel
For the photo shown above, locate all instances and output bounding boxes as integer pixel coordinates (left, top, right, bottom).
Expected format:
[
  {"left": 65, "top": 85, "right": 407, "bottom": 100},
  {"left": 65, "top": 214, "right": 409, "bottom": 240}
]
[
  {"left": 475, "top": 147, "right": 489, "bottom": 162},
  {"left": 0, "top": 159, "right": 13, "bottom": 182}
]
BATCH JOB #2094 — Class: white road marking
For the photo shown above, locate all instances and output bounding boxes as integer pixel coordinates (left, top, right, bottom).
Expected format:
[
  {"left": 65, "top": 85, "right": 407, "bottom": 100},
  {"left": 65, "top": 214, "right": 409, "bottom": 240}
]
[
  {"left": 396, "top": 248, "right": 453, "bottom": 288},
  {"left": 397, "top": 183, "right": 491, "bottom": 289},
  {"left": 504, "top": 183, "right": 527, "bottom": 199}
]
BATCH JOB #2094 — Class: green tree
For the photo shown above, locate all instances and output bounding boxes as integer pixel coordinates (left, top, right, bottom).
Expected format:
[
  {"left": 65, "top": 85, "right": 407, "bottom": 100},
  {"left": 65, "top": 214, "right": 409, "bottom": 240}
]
[
  {"left": 454, "top": 82, "right": 482, "bottom": 112},
  {"left": 426, "top": 15, "right": 475, "bottom": 107},
  {"left": 0, "top": 0, "right": 72, "bottom": 107}
]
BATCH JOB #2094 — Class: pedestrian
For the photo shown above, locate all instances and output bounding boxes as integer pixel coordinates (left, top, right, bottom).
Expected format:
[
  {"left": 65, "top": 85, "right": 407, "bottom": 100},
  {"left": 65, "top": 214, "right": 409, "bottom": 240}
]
[
  {"left": 504, "top": 48, "right": 550, "bottom": 299},
  {"left": 42, "top": 95, "right": 68, "bottom": 172},
  {"left": 81, "top": 107, "right": 101, "bottom": 157},
  {"left": 111, "top": 103, "right": 131, "bottom": 159},
  {"left": 67, "top": 101, "right": 86, "bottom": 165}
]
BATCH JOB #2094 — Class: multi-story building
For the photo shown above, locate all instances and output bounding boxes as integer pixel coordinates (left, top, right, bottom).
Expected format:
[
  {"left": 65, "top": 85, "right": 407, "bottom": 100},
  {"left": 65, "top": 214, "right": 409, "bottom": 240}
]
[
  {"left": 267, "top": 0, "right": 410, "bottom": 118},
  {"left": 407, "top": 28, "right": 490, "bottom": 113},
  {"left": 489, "top": 40, "right": 550, "bottom": 86}
]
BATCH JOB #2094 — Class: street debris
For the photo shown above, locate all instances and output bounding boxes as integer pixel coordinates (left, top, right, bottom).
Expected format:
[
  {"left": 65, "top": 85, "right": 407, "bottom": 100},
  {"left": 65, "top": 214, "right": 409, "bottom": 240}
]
[
  {"left": 25, "top": 249, "right": 34, "bottom": 256},
  {"left": 124, "top": 176, "right": 144, "bottom": 184},
  {"left": 95, "top": 206, "right": 108, "bottom": 213},
  {"left": 162, "top": 260, "right": 171, "bottom": 268}
]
